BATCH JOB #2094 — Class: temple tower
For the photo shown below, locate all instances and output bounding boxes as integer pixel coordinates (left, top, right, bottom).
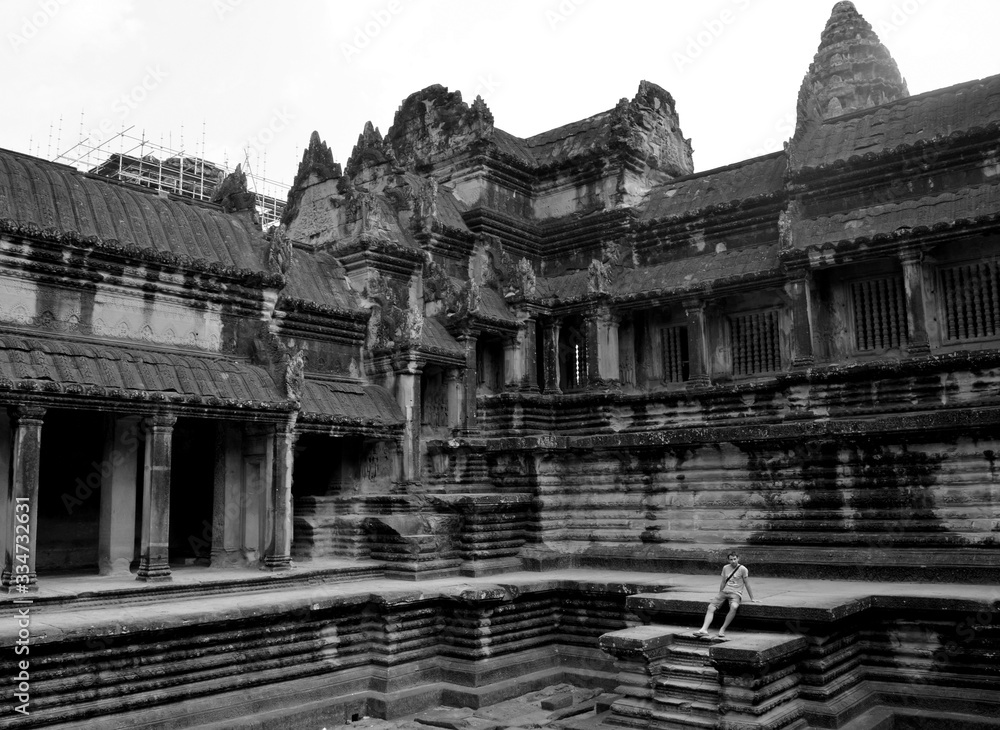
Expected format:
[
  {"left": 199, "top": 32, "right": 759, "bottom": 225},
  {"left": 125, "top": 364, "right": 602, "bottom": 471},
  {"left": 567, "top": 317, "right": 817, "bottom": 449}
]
[{"left": 794, "top": 1, "right": 909, "bottom": 138}]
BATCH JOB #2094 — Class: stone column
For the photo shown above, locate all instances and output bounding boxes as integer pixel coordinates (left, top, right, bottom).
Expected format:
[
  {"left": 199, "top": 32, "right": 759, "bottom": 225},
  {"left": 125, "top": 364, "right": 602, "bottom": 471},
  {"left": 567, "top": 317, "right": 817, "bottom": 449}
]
[
  {"left": 395, "top": 359, "right": 424, "bottom": 478},
  {"left": 683, "top": 299, "right": 711, "bottom": 388},
  {"left": 445, "top": 367, "right": 464, "bottom": 430},
  {"left": 503, "top": 336, "right": 522, "bottom": 391},
  {"left": 264, "top": 421, "right": 296, "bottom": 570},
  {"left": 786, "top": 269, "right": 816, "bottom": 367},
  {"left": 98, "top": 415, "right": 142, "bottom": 576},
  {"left": 592, "top": 307, "right": 620, "bottom": 384},
  {"left": 543, "top": 320, "right": 562, "bottom": 394},
  {"left": 901, "top": 250, "right": 932, "bottom": 355},
  {"left": 617, "top": 317, "right": 636, "bottom": 387},
  {"left": 519, "top": 317, "right": 539, "bottom": 392},
  {"left": 457, "top": 334, "right": 479, "bottom": 432},
  {"left": 136, "top": 413, "right": 176, "bottom": 582},
  {"left": 211, "top": 423, "right": 243, "bottom": 567},
  {"left": 2, "top": 406, "right": 45, "bottom": 593},
  {"left": 584, "top": 312, "right": 601, "bottom": 387},
  {"left": 240, "top": 426, "right": 270, "bottom": 564}
]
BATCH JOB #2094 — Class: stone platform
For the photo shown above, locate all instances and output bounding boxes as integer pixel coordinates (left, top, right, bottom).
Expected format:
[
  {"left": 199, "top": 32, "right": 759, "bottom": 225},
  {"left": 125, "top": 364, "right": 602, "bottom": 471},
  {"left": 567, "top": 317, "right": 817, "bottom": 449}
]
[{"left": 1, "top": 566, "right": 998, "bottom": 729}]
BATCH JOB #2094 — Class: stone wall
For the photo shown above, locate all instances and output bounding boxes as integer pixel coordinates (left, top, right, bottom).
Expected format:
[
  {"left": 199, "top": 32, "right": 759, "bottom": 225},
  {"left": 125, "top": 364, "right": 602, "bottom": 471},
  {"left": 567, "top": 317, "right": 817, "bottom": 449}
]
[
  {"left": 480, "top": 356, "right": 1000, "bottom": 581},
  {"left": 0, "top": 577, "right": 657, "bottom": 729}
]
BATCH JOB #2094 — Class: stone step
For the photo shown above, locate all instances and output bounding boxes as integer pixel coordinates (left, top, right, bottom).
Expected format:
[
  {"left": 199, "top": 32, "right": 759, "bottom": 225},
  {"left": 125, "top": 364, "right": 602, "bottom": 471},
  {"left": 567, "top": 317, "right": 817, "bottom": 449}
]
[
  {"left": 666, "top": 639, "right": 714, "bottom": 654},
  {"left": 653, "top": 696, "right": 718, "bottom": 713},
  {"left": 659, "top": 665, "right": 718, "bottom": 682},
  {"left": 650, "top": 706, "right": 719, "bottom": 729},
  {"left": 655, "top": 683, "right": 720, "bottom": 707},
  {"left": 660, "top": 653, "right": 713, "bottom": 671}
]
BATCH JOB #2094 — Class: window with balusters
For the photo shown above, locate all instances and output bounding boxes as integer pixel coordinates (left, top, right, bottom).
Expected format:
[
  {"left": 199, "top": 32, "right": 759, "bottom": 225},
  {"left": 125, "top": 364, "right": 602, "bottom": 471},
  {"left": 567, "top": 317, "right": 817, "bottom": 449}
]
[
  {"left": 849, "top": 275, "right": 908, "bottom": 352},
  {"left": 559, "top": 316, "right": 588, "bottom": 391},
  {"left": 729, "top": 310, "right": 782, "bottom": 375},
  {"left": 660, "top": 325, "right": 689, "bottom": 383},
  {"left": 939, "top": 259, "right": 1000, "bottom": 342}
]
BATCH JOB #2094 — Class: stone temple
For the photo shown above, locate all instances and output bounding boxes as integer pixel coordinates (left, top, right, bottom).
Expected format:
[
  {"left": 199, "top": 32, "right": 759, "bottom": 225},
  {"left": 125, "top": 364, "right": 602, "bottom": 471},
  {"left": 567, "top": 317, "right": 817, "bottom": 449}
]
[{"left": 1, "top": 3, "right": 999, "bottom": 728}]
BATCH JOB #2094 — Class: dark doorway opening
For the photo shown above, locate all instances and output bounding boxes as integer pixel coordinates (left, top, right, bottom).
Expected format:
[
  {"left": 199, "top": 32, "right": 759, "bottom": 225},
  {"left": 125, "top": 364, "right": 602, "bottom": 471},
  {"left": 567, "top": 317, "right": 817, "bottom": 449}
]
[
  {"left": 169, "top": 418, "right": 215, "bottom": 565},
  {"left": 37, "top": 410, "right": 108, "bottom": 574}
]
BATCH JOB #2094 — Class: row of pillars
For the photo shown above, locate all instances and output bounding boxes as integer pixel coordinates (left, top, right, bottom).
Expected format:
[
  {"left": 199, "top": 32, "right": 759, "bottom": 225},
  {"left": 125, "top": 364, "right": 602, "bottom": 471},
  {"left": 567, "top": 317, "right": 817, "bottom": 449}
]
[
  {"left": 532, "top": 251, "right": 934, "bottom": 391},
  {"left": 0, "top": 406, "right": 295, "bottom": 592},
  {"left": 390, "top": 252, "right": 935, "bottom": 477}
]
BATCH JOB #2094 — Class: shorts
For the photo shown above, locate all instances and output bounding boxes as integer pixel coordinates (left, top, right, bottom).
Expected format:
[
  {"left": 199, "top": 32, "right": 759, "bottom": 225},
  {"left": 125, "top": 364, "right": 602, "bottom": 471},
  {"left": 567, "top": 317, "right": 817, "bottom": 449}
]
[{"left": 708, "top": 591, "right": 741, "bottom": 609}]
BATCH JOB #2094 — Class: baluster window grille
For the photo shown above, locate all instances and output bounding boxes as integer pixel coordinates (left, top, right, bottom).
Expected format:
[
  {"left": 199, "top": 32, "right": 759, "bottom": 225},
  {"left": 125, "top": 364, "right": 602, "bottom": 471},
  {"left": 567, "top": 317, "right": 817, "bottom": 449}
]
[
  {"left": 850, "top": 276, "right": 907, "bottom": 351},
  {"left": 660, "top": 326, "right": 689, "bottom": 383},
  {"left": 730, "top": 310, "right": 782, "bottom": 375},
  {"left": 559, "top": 317, "right": 588, "bottom": 391},
  {"left": 940, "top": 260, "right": 1000, "bottom": 341}
]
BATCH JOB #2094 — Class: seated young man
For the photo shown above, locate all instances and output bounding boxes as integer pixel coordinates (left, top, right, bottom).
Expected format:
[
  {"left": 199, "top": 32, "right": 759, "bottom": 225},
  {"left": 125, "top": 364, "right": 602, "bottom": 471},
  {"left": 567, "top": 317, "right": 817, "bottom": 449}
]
[{"left": 693, "top": 552, "right": 756, "bottom": 639}]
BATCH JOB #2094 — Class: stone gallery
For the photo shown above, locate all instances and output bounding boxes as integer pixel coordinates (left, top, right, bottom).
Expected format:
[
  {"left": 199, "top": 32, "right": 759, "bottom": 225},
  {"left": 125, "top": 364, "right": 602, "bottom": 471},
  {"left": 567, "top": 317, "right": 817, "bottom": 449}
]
[{"left": 1, "top": 2, "right": 998, "bottom": 728}]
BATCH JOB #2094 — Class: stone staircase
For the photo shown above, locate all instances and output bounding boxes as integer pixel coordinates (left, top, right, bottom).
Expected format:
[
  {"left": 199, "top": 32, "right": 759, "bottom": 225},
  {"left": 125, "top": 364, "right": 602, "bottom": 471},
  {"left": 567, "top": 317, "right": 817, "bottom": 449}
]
[
  {"left": 653, "top": 633, "right": 719, "bottom": 729},
  {"left": 600, "top": 625, "right": 809, "bottom": 730}
]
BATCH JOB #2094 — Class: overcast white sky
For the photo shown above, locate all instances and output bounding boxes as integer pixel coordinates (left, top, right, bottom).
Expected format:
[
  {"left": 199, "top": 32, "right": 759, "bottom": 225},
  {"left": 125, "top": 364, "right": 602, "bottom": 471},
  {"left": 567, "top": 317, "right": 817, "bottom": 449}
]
[{"left": 2, "top": 0, "right": 998, "bottom": 194}]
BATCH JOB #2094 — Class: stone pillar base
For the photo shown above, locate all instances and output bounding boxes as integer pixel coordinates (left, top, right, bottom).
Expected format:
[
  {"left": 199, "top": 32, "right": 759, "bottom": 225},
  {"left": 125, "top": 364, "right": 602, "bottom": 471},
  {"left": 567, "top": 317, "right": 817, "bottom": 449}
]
[
  {"left": 686, "top": 375, "right": 711, "bottom": 389},
  {"left": 99, "top": 557, "right": 133, "bottom": 577},
  {"left": 3, "top": 571, "right": 38, "bottom": 593},
  {"left": 136, "top": 559, "right": 171, "bottom": 582},
  {"left": 262, "top": 556, "right": 292, "bottom": 571}
]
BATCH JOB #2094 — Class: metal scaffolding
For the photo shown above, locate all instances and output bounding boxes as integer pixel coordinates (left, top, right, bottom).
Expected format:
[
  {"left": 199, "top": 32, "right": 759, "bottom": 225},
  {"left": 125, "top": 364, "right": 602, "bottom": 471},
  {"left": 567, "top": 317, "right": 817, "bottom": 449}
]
[{"left": 53, "top": 127, "right": 287, "bottom": 230}]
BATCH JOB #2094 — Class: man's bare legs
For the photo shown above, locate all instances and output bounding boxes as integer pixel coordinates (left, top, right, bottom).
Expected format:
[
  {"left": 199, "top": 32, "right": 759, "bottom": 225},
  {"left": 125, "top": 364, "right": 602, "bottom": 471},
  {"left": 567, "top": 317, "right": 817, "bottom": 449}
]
[
  {"left": 717, "top": 602, "right": 739, "bottom": 636},
  {"left": 694, "top": 604, "right": 718, "bottom": 635}
]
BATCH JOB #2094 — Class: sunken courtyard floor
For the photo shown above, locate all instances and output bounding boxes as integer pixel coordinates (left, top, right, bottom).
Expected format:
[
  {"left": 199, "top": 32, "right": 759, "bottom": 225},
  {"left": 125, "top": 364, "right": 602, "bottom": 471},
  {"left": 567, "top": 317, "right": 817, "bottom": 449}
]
[{"left": 2, "top": 564, "right": 999, "bottom": 729}]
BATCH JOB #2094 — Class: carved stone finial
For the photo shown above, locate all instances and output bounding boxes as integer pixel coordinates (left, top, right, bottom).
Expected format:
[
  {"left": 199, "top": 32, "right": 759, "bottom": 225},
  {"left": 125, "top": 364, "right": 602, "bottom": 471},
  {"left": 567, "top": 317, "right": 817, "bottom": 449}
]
[
  {"left": 470, "top": 95, "right": 494, "bottom": 127},
  {"left": 794, "top": 2, "right": 909, "bottom": 139},
  {"left": 513, "top": 257, "right": 536, "bottom": 300},
  {"left": 284, "top": 349, "right": 305, "bottom": 403},
  {"left": 267, "top": 229, "right": 293, "bottom": 275},
  {"left": 411, "top": 178, "right": 439, "bottom": 235},
  {"left": 211, "top": 164, "right": 257, "bottom": 215},
  {"left": 588, "top": 259, "right": 612, "bottom": 295},
  {"left": 778, "top": 201, "right": 802, "bottom": 251}
]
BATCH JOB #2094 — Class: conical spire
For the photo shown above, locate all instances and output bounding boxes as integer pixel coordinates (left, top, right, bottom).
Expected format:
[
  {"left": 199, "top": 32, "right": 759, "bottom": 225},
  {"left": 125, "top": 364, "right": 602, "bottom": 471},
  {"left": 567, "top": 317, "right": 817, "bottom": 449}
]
[
  {"left": 281, "top": 131, "right": 342, "bottom": 226},
  {"left": 794, "top": 1, "right": 909, "bottom": 138}
]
